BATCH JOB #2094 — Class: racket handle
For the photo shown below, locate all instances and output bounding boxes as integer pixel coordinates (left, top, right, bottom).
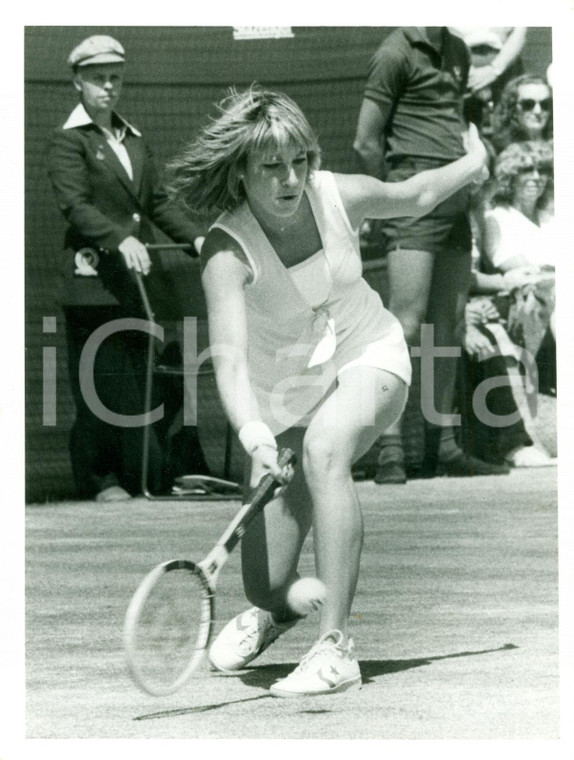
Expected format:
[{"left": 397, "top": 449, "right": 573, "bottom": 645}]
[
  {"left": 256, "top": 447, "right": 296, "bottom": 491},
  {"left": 214, "top": 448, "right": 296, "bottom": 557},
  {"left": 277, "top": 447, "right": 297, "bottom": 471},
  {"left": 248, "top": 447, "right": 295, "bottom": 503}
]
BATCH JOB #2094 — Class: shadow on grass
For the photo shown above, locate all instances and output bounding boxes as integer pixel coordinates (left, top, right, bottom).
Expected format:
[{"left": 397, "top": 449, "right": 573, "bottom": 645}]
[
  {"left": 134, "top": 642, "right": 517, "bottom": 721},
  {"left": 240, "top": 642, "right": 519, "bottom": 690}
]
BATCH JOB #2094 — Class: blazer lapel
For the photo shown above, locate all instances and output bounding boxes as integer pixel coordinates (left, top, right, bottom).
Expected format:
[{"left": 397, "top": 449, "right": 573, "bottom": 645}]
[
  {"left": 88, "top": 130, "right": 139, "bottom": 199},
  {"left": 125, "top": 134, "right": 145, "bottom": 195}
]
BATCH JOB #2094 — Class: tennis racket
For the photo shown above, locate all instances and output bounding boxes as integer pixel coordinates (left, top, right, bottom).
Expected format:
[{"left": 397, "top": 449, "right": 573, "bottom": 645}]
[{"left": 123, "top": 447, "right": 296, "bottom": 696}]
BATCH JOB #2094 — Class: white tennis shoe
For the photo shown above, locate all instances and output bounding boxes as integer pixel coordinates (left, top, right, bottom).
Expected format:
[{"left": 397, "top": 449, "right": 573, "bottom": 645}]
[
  {"left": 209, "top": 607, "right": 298, "bottom": 672},
  {"left": 269, "top": 630, "right": 362, "bottom": 697}
]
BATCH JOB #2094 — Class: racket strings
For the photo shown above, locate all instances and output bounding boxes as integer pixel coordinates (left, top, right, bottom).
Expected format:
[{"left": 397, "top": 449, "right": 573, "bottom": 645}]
[{"left": 125, "top": 565, "right": 212, "bottom": 695}]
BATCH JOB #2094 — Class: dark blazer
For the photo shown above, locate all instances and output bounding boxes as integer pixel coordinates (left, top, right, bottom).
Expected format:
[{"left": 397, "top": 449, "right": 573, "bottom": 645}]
[{"left": 48, "top": 107, "right": 203, "bottom": 307}]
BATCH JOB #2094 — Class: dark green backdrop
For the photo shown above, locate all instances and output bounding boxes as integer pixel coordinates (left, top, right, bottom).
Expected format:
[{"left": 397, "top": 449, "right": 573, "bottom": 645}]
[{"left": 25, "top": 26, "right": 552, "bottom": 501}]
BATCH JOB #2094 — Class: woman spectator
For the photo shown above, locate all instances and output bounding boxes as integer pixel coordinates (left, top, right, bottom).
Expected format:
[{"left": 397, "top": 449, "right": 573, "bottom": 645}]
[
  {"left": 483, "top": 140, "right": 556, "bottom": 386},
  {"left": 484, "top": 141, "right": 554, "bottom": 274},
  {"left": 491, "top": 74, "right": 553, "bottom": 153},
  {"left": 457, "top": 139, "right": 557, "bottom": 467}
]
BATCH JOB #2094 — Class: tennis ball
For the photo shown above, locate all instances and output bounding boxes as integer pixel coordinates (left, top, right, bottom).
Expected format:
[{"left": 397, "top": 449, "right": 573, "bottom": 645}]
[{"left": 286, "top": 577, "right": 327, "bottom": 616}]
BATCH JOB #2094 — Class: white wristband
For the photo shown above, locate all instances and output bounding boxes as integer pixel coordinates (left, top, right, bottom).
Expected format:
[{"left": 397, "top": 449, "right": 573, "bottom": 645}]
[{"left": 238, "top": 421, "right": 277, "bottom": 456}]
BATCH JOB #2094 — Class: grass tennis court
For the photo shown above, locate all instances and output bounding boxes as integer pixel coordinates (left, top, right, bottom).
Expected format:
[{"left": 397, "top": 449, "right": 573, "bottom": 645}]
[{"left": 26, "top": 468, "right": 559, "bottom": 740}]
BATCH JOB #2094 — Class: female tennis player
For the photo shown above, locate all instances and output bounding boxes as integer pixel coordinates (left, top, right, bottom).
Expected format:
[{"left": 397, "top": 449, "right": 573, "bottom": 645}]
[{"left": 169, "top": 86, "right": 488, "bottom": 698}]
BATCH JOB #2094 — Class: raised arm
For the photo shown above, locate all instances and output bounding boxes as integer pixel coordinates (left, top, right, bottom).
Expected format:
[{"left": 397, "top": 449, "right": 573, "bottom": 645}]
[
  {"left": 492, "top": 28, "right": 527, "bottom": 75},
  {"left": 467, "top": 28, "right": 527, "bottom": 93},
  {"left": 340, "top": 123, "right": 488, "bottom": 230}
]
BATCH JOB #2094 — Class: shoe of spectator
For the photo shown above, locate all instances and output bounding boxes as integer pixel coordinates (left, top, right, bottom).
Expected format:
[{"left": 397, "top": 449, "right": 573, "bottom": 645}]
[
  {"left": 374, "top": 460, "right": 407, "bottom": 484},
  {"left": 95, "top": 485, "right": 132, "bottom": 502},
  {"left": 505, "top": 446, "right": 557, "bottom": 468},
  {"left": 436, "top": 453, "right": 510, "bottom": 477},
  {"left": 405, "top": 463, "right": 430, "bottom": 480}
]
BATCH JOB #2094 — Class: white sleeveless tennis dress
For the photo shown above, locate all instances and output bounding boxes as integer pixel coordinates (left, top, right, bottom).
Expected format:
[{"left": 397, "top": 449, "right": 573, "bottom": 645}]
[{"left": 211, "top": 170, "right": 411, "bottom": 434}]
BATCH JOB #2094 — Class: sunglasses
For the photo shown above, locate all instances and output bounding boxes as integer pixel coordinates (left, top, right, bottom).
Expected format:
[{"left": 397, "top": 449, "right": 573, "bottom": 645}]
[
  {"left": 516, "top": 165, "right": 552, "bottom": 176},
  {"left": 517, "top": 97, "right": 552, "bottom": 113}
]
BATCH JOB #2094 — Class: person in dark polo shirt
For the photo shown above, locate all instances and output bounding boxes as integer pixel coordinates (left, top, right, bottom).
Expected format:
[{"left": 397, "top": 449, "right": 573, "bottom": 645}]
[
  {"left": 48, "top": 34, "right": 208, "bottom": 501},
  {"left": 354, "top": 27, "right": 509, "bottom": 482}
]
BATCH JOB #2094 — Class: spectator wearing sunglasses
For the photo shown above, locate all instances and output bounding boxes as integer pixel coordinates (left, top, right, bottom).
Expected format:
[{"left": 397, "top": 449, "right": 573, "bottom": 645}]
[
  {"left": 456, "top": 140, "right": 557, "bottom": 468},
  {"left": 481, "top": 141, "right": 556, "bottom": 391},
  {"left": 484, "top": 141, "right": 554, "bottom": 270},
  {"left": 491, "top": 74, "right": 553, "bottom": 153}
]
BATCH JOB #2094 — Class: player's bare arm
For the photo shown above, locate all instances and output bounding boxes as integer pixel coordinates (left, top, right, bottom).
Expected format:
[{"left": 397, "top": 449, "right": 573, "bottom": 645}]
[
  {"left": 201, "top": 230, "right": 283, "bottom": 483},
  {"left": 337, "top": 125, "right": 488, "bottom": 228},
  {"left": 201, "top": 230, "right": 258, "bottom": 431}
]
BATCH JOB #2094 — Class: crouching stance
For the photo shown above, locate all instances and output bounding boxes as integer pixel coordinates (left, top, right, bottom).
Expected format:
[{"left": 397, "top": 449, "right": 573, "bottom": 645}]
[{"left": 169, "top": 86, "right": 488, "bottom": 696}]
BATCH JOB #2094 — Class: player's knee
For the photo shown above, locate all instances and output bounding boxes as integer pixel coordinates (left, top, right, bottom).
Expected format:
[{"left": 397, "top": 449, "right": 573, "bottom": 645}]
[{"left": 302, "top": 435, "right": 345, "bottom": 481}]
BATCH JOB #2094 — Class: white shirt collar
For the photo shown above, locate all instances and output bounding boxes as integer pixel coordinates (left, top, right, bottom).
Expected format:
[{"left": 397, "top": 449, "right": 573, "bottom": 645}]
[{"left": 62, "top": 102, "right": 142, "bottom": 136}]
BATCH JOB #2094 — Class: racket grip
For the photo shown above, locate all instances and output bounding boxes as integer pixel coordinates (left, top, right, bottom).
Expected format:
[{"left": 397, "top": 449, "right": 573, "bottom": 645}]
[
  {"left": 277, "top": 447, "right": 296, "bottom": 471},
  {"left": 249, "top": 447, "right": 296, "bottom": 506},
  {"left": 214, "top": 448, "right": 297, "bottom": 556}
]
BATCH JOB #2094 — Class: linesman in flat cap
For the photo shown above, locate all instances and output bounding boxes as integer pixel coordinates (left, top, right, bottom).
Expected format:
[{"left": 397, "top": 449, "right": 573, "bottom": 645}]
[{"left": 48, "top": 34, "right": 208, "bottom": 502}]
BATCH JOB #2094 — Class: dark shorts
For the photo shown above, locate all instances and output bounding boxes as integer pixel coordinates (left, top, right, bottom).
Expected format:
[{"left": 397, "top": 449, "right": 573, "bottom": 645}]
[{"left": 376, "top": 160, "right": 472, "bottom": 256}]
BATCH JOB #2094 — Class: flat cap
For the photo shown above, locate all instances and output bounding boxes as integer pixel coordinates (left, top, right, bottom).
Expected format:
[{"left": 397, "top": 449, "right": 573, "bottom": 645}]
[{"left": 67, "top": 35, "right": 125, "bottom": 68}]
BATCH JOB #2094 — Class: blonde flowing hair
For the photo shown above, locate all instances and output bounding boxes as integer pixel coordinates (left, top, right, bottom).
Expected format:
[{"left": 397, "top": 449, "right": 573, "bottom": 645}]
[{"left": 168, "top": 85, "right": 321, "bottom": 213}]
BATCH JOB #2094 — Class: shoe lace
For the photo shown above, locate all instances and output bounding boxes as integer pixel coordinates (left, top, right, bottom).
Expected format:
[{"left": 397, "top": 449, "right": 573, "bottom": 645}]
[
  {"left": 239, "top": 626, "right": 259, "bottom": 649},
  {"left": 294, "top": 639, "right": 339, "bottom": 674},
  {"left": 238, "top": 613, "right": 282, "bottom": 651}
]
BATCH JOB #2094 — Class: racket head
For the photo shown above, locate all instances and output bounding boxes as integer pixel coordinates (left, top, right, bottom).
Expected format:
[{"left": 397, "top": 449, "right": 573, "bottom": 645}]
[{"left": 123, "top": 559, "right": 214, "bottom": 696}]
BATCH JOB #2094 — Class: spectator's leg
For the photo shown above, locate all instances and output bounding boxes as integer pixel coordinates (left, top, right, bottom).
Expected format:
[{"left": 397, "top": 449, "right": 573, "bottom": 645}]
[
  {"left": 425, "top": 251, "right": 509, "bottom": 476},
  {"left": 63, "top": 306, "right": 125, "bottom": 498},
  {"left": 375, "top": 247, "right": 434, "bottom": 483}
]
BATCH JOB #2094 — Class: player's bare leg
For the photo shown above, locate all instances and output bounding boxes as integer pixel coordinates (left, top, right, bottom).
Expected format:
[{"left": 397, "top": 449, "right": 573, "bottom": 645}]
[
  {"left": 269, "top": 366, "right": 407, "bottom": 697},
  {"left": 208, "top": 428, "right": 313, "bottom": 672},
  {"left": 240, "top": 425, "right": 312, "bottom": 614},
  {"left": 303, "top": 366, "right": 407, "bottom": 638}
]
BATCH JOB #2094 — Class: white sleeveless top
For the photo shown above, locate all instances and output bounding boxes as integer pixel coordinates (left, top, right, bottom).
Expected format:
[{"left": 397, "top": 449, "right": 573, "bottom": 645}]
[
  {"left": 485, "top": 205, "right": 555, "bottom": 270},
  {"left": 288, "top": 250, "right": 330, "bottom": 309},
  {"left": 210, "top": 170, "right": 411, "bottom": 433}
]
